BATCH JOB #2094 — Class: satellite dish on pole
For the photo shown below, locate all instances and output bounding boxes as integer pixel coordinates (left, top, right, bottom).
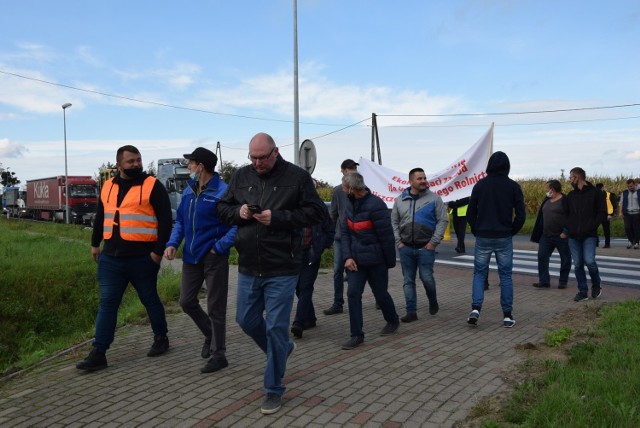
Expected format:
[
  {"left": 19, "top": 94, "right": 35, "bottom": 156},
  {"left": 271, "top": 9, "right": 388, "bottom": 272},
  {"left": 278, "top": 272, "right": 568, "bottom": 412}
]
[{"left": 299, "top": 139, "right": 317, "bottom": 175}]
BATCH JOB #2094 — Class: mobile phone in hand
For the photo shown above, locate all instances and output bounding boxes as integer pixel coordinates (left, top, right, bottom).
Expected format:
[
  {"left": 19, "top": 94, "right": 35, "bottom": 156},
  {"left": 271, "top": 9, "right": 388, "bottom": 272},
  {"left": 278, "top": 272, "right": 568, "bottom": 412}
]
[{"left": 248, "top": 204, "right": 262, "bottom": 214}]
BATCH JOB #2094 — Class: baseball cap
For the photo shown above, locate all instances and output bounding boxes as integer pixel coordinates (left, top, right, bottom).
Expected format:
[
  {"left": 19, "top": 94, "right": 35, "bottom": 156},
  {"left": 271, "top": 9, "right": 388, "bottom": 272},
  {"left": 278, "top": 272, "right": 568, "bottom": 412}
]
[
  {"left": 341, "top": 159, "right": 359, "bottom": 170},
  {"left": 183, "top": 147, "right": 218, "bottom": 170}
]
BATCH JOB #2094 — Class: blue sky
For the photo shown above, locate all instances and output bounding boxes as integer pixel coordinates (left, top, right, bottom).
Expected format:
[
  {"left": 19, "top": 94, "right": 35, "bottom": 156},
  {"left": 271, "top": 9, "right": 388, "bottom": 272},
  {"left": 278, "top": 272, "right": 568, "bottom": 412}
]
[{"left": 1, "top": 0, "right": 639, "bottom": 186}]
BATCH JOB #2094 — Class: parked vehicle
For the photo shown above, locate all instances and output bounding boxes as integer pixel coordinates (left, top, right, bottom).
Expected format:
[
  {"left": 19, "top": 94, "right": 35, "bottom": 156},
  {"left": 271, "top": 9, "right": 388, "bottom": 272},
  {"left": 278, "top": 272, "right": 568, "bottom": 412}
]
[
  {"left": 156, "top": 158, "right": 190, "bottom": 221},
  {"left": 83, "top": 168, "right": 117, "bottom": 227},
  {"left": 2, "top": 186, "right": 28, "bottom": 218},
  {"left": 26, "top": 176, "right": 98, "bottom": 223}
]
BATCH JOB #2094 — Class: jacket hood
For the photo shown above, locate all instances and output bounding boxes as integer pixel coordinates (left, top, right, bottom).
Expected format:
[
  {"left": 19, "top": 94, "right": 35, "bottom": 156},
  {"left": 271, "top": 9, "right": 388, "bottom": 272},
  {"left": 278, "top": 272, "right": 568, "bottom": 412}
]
[{"left": 486, "top": 151, "right": 510, "bottom": 176}]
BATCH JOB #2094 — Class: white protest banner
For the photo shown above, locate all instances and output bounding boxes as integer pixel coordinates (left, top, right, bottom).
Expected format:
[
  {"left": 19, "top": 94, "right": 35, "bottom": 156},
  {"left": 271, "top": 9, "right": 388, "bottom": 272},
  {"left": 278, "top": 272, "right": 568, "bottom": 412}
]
[{"left": 358, "top": 124, "right": 494, "bottom": 207}]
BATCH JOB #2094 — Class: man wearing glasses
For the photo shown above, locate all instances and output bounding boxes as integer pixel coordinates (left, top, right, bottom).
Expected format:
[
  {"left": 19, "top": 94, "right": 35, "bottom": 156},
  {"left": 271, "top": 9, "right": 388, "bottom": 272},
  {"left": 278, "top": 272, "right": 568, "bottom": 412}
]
[{"left": 217, "top": 132, "right": 326, "bottom": 415}]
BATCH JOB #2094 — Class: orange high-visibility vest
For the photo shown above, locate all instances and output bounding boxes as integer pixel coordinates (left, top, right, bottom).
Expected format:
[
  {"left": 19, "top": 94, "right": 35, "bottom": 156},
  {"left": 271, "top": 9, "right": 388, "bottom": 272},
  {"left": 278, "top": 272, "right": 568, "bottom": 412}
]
[{"left": 101, "top": 176, "right": 158, "bottom": 241}]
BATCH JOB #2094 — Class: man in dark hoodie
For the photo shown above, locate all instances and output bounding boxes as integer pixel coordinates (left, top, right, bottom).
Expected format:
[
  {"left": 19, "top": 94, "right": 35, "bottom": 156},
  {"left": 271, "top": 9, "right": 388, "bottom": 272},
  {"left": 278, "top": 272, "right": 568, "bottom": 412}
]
[
  {"left": 466, "top": 151, "right": 525, "bottom": 328},
  {"left": 564, "top": 167, "right": 606, "bottom": 302}
]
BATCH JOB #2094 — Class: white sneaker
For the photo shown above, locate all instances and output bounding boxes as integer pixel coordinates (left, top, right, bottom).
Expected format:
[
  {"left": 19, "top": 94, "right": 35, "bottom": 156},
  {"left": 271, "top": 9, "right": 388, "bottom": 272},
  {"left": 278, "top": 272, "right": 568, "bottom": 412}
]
[
  {"left": 467, "top": 309, "right": 480, "bottom": 325},
  {"left": 503, "top": 317, "right": 516, "bottom": 328},
  {"left": 628, "top": 241, "right": 633, "bottom": 249}
]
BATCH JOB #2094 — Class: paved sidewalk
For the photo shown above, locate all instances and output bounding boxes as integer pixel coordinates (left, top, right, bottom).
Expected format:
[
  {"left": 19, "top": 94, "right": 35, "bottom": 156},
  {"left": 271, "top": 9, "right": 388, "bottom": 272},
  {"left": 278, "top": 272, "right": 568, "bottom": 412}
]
[{"left": 1, "top": 240, "right": 639, "bottom": 427}]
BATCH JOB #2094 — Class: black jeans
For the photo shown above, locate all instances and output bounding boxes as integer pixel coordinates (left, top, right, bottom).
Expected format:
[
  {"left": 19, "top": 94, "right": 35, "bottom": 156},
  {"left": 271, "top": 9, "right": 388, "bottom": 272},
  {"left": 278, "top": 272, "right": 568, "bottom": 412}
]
[{"left": 179, "top": 251, "right": 229, "bottom": 360}]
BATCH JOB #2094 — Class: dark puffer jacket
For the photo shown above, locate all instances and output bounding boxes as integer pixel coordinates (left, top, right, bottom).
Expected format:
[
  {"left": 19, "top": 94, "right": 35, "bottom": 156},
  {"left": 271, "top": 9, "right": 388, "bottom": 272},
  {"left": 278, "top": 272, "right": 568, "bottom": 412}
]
[
  {"left": 341, "top": 191, "right": 396, "bottom": 269},
  {"left": 216, "top": 155, "right": 326, "bottom": 276}
]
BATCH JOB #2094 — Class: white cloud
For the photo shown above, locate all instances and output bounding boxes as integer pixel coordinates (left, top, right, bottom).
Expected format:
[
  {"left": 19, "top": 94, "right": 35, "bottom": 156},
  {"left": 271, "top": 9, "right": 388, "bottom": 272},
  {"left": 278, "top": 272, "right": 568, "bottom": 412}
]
[{"left": 0, "top": 138, "right": 29, "bottom": 158}]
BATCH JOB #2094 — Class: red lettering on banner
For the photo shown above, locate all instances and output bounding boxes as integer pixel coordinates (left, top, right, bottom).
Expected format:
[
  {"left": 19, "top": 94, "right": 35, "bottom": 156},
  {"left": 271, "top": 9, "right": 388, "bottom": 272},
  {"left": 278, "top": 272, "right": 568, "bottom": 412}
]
[
  {"left": 392, "top": 176, "right": 409, "bottom": 186},
  {"left": 453, "top": 171, "right": 487, "bottom": 189},
  {"left": 371, "top": 190, "right": 399, "bottom": 203}
]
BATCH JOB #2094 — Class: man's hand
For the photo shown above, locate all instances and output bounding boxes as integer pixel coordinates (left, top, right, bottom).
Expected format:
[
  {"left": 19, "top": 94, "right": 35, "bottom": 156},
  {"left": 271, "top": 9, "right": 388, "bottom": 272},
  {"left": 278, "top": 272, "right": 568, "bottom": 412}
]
[
  {"left": 91, "top": 246, "right": 100, "bottom": 263},
  {"left": 164, "top": 246, "right": 176, "bottom": 260},
  {"left": 150, "top": 252, "right": 162, "bottom": 265},
  {"left": 426, "top": 242, "right": 436, "bottom": 251},
  {"left": 345, "top": 258, "right": 357, "bottom": 272},
  {"left": 253, "top": 210, "right": 272, "bottom": 226},
  {"left": 397, "top": 243, "right": 405, "bottom": 249},
  {"left": 239, "top": 204, "right": 253, "bottom": 220}
]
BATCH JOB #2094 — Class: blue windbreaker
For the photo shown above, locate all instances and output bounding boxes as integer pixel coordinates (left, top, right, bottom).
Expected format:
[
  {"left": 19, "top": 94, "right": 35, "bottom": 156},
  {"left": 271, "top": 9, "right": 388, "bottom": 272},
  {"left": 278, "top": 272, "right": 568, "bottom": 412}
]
[{"left": 166, "top": 173, "right": 237, "bottom": 264}]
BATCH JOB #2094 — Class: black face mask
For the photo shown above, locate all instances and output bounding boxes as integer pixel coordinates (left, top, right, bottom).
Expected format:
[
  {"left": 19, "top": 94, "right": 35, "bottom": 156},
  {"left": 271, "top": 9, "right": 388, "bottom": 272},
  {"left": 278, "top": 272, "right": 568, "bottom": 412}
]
[
  {"left": 347, "top": 193, "right": 356, "bottom": 202},
  {"left": 122, "top": 167, "right": 143, "bottom": 179}
]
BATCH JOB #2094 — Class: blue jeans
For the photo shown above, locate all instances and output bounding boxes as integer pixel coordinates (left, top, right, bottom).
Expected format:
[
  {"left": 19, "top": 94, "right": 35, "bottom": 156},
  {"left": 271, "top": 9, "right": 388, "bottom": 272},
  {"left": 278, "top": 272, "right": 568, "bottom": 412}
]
[
  {"left": 471, "top": 237, "right": 514, "bottom": 314},
  {"left": 537, "top": 235, "right": 572, "bottom": 285},
  {"left": 568, "top": 237, "right": 600, "bottom": 294},
  {"left": 332, "top": 239, "right": 345, "bottom": 307},
  {"left": 399, "top": 246, "right": 437, "bottom": 313},
  {"left": 293, "top": 249, "right": 320, "bottom": 328},
  {"left": 346, "top": 264, "right": 399, "bottom": 338},
  {"left": 94, "top": 254, "right": 168, "bottom": 353},
  {"left": 236, "top": 273, "right": 297, "bottom": 396}
]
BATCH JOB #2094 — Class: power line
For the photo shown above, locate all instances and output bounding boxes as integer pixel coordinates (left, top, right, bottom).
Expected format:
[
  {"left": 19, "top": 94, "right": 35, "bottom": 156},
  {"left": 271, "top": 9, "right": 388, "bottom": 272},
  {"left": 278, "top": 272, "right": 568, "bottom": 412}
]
[
  {"left": 0, "top": 69, "right": 352, "bottom": 127},
  {"left": 378, "top": 103, "right": 640, "bottom": 117},
  {"left": 383, "top": 115, "right": 640, "bottom": 128},
  {"left": 2, "top": 68, "right": 639, "bottom": 138}
]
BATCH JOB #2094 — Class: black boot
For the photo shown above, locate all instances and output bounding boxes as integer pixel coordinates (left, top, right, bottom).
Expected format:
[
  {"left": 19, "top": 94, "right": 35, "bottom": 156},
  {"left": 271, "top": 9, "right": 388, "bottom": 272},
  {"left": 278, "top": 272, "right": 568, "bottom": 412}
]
[
  {"left": 147, "top": 335, "right": 169, "bottom": 357},
  {"left": 76, "top": 348, "right": 108, "bottom": 371}
]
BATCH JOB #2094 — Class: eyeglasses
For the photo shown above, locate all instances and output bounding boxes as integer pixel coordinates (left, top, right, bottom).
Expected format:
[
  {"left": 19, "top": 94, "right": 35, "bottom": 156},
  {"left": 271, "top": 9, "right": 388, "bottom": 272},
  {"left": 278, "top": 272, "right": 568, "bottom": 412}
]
[{"left": 248, "top": 147, "right": 275, "bottom": 162}]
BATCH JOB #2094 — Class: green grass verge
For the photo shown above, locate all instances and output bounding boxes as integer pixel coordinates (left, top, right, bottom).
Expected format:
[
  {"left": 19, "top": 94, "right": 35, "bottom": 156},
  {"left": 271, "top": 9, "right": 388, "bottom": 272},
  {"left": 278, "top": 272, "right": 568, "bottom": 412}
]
[
  {"left": 0, "top": 218, "right": 180, "bottom": 375},
  {"left": 481, "top": 300, "right": 640, "bottom": 427}
]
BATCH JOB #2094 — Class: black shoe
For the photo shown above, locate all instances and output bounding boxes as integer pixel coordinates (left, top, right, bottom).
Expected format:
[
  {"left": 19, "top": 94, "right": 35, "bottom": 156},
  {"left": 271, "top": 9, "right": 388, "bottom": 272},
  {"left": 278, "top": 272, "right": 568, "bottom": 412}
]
[
  {"left": 401, "top": 312, "right": 418, "bottom": 323},
  {"left": 201, "top": 338, "right": 212, "bottom": 359},
  {"left": 484, "top": 281, "right": 490, "bottom": 291},
  {"left": 574, "top": 292, "right": 589, "bottom": 302},
  {"left": 454, "top": 247, "right": 464, "bottom": 253},
  {"left": 380, "top": 322, "right": 399, "bottom": 336},
  {"left": 303, "top": 321, "right": 317, "bottom": 330},
  {"left": 592, "top": 286, "right": 602, "bottom": 299},
  {"left": 558, "top": 282, "right": 568, "bottom": 289},
  {"left": 323, "top": 304, "right": 343, "bottom": 315},
  {"left": 291, "top": 324, "right": 303, "bottom": 339},
  {"left": 261, "top": 393, "right": 283, "bottom": 415},
  {"left": 603, "top": 244, "right": 610, "bottom": 248},
  {"left": 200, "top": 357, "right": 228, "bottom": 373},
  {"left": 429, "top": 303, "right": 439, "bottom": 315},
  {"left": 532, "top": 282, "right": 551, "bottom": 288},
  {"left": 467, "top": 309, "right": 480, "bottom": 325},
  {"left": 76, "top": 348, "right": 108, "bottom": 371},
  {"left": 375, "top": 302, "right": 381, "bottom": 310},
  {"left": 147, "top": 335, "right": 169, "bottom": 357},
  {"left": 341, "top": 336, "right": 364, "bottom": 350}
]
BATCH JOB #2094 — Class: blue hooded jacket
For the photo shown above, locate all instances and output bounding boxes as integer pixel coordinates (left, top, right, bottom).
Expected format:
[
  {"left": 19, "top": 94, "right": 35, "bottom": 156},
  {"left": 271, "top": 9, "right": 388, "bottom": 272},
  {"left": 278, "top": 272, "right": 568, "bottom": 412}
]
[{"left": 166, "top": 173, "right": 237, "bottom": 264}]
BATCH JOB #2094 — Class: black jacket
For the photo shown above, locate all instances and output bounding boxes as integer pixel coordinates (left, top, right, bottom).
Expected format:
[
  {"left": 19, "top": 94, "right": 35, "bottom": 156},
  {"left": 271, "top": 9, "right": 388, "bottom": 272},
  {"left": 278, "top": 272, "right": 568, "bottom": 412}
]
[
  {"left": 91, "top": 173, "right": 173, "bottom": 257},
  {"left": 309, "top": 202, "right": 335, "bottom": 265},
  {"left": 467, "top": 151, "right": 526, "bottom": 238},
  {"left": 216, "top": 155, "right": 326, "bottom": 276},
  {"left": 563, "top": 182, "right": 606, "bottom": 240}
]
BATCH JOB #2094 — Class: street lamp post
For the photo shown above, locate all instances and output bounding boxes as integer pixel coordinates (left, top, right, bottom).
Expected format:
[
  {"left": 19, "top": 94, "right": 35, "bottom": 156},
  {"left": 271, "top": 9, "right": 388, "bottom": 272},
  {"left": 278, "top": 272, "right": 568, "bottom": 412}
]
[{"left": 62, "top": 103, "right": 72, "bottom": 224}]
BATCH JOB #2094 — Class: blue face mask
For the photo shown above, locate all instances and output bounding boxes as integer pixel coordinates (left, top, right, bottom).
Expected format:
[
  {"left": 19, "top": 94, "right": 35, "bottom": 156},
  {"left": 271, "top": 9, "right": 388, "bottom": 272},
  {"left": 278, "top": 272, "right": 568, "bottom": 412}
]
[{"left": 189, "top": 172, "right": 200, "bottom": 181}]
